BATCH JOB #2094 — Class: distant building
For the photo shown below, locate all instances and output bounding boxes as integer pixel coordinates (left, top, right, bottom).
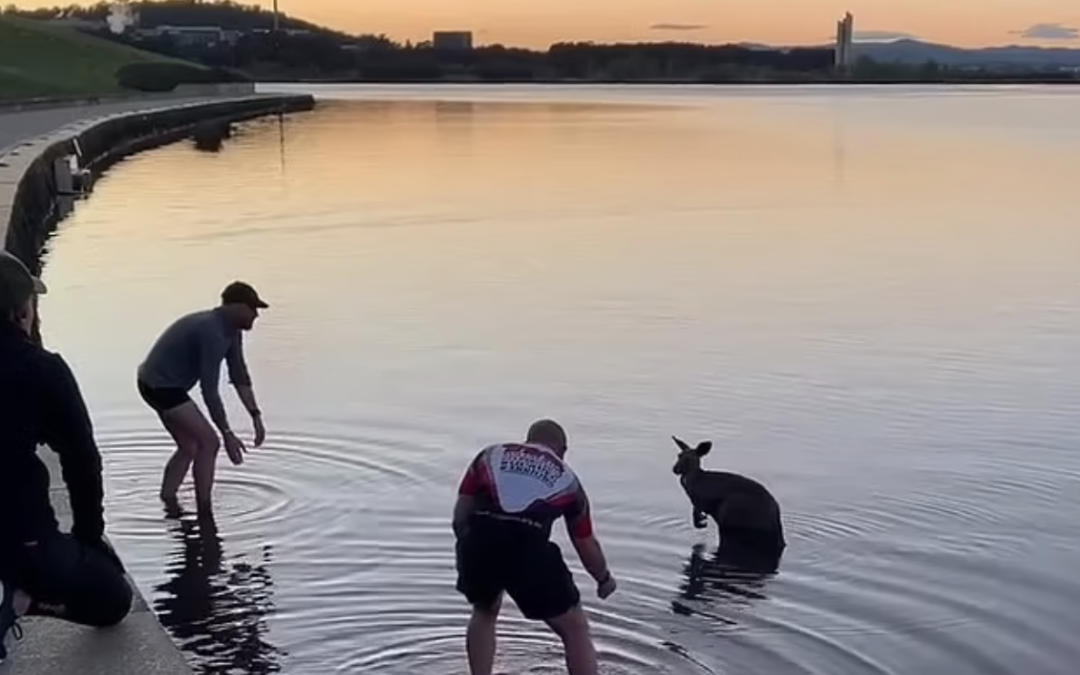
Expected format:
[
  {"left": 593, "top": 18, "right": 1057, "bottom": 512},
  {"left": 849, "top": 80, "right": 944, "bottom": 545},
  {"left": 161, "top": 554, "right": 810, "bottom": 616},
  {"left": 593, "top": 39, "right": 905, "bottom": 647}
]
[
  {"left": 432, "top": 30, "right": 473, "bottom": 50},
  {"left": 136, "top": 25, "right": 240, "bottom": 46},
  {"left": 251, "top": 27, "right": 313, "bottom": 37},
  {"left": 834, "top": 12, "right": 854, "bottom": 71}
]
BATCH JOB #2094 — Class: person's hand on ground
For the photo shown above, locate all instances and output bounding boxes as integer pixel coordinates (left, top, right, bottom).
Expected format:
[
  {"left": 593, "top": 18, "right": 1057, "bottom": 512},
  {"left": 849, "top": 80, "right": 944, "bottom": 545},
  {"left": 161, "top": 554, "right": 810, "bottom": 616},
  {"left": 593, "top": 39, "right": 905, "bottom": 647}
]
[
  {"left": 252, "top": 414, "right": 266, "bottom": 448},
  {"left": 597, "top": 572, "right": 617, "bottom": 599},
  {"left": 224, "top": 431, "right": 246, "bottom": 466}
]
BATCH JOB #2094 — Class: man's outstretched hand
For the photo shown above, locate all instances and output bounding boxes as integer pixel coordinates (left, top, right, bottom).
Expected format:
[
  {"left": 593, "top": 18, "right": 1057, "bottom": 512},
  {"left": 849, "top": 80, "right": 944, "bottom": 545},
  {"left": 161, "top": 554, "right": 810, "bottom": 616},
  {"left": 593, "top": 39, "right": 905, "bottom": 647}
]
[
  {"left": 224, "top": 431, "right": 246, "bottom": 466},
  {"left": 597, "top": 572, "right": 617, "bottom": 599},
  {"left": 252, "top": 414, "right": 266, "bottom": 448}
]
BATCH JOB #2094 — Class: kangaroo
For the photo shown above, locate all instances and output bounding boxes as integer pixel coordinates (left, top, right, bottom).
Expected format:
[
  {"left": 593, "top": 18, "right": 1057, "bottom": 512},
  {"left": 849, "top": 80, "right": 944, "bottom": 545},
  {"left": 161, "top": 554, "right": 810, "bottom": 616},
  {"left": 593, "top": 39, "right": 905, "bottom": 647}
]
[{"left": 671, "top": 435, "right": 786, "bottom": 568}]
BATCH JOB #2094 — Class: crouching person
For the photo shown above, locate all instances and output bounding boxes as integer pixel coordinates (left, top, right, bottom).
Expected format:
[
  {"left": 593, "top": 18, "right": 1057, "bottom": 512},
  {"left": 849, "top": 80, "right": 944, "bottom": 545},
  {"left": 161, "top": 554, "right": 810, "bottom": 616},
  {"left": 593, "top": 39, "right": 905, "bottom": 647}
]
[
  {"left": 452, "top": 419, "right": 617, "bottom": 675},
  {"left": 0, "top": 251, "right": 132, "bottom": 663}
]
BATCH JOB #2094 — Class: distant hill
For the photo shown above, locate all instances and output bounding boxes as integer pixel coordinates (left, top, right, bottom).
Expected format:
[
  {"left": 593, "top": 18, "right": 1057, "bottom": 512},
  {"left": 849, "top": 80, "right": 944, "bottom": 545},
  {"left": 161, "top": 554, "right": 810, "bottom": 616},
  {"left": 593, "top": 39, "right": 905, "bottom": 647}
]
[
  {"left": 0, "top": 15, "right": 192, "bottom": 100},
  {"left": 741, "top": 37, "right": 1080, "bottom": 69},
  {"left": 852, "top": 39, "right": 1080, "bottom": 69},
  {"left": 4, "top": 0, "right": 358, "bottom": 40}
]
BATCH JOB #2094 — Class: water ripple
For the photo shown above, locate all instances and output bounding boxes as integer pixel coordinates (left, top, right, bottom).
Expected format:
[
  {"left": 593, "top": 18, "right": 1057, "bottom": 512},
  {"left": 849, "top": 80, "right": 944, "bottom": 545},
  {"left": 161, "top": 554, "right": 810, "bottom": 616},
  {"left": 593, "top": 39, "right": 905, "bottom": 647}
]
[
  {"left": 87, "top": 396, "right": 1080, "bottom": 675},
  {"left": 43, "top": 90, "right": 1080, "bottom": 675}
]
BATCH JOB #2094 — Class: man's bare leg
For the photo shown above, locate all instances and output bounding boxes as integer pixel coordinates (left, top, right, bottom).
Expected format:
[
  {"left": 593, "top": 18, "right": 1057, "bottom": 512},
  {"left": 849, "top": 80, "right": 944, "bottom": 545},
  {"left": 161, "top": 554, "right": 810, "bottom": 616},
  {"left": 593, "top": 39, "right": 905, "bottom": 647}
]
[
  {"left": 467, "top": 594, "right": 502, "bottom": 675},
  {"left": 159, "top": 401, "right": 220, "bottom": 513},
  {"left": 159, "top": 449, "right": 192, "bottom": 504},
  {"left": 546, "top": 605, "right": 598, "bottom": 675}
]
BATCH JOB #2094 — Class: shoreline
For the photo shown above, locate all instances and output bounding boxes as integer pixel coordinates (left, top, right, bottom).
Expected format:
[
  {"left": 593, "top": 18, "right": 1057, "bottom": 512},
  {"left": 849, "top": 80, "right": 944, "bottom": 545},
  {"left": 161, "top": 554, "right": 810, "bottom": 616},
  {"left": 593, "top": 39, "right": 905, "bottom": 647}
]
[
  {"left": 0, "top": 92, "right": 316, "bottom": 674},
  {"left": 276, "top": 77, "right": 1080, "bottom": 86}
]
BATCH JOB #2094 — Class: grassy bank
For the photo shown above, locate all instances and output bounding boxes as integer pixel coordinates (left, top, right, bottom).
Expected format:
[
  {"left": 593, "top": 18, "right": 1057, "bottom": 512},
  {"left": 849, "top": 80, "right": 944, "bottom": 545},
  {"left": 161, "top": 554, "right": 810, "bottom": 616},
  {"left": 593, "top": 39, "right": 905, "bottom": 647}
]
[{"left": 0, "top": 16, "right": 194, "bottom": 100}]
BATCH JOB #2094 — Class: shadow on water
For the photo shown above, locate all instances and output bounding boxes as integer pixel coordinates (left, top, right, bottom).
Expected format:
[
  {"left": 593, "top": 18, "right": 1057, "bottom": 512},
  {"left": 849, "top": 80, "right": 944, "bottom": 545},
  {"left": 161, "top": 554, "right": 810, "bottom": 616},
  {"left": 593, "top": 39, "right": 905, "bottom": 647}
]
[
  {"left": 152, "top": 510, "right": 285, "bottom": 674},
  {"left": 670, "top": 541, "right": 780, "bottom": 625}
]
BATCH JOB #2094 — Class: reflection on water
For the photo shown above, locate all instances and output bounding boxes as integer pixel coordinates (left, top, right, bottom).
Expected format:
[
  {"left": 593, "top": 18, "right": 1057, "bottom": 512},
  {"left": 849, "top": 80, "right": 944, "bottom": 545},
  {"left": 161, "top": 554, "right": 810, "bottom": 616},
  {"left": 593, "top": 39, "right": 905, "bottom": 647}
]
[
  {"left": 671, "top": 543, "right": 773, "bottom": 625},
  {"left": 153, "top": 510, "right": 284, "bottom": 674},
  {"left": 34, "top": 85, "right": 1080, "bottom": 675}
]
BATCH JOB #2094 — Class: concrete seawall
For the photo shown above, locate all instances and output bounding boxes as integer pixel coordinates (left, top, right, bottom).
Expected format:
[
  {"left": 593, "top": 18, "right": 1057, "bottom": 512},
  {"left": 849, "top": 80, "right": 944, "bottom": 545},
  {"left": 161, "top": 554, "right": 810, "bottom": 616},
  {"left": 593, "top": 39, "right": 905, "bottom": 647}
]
[
  {"left": 2, "top": 93, "right": 315, "bottom": 267},
  {"left": 0, "top": 93, "right": 316, "bottom": 674}
]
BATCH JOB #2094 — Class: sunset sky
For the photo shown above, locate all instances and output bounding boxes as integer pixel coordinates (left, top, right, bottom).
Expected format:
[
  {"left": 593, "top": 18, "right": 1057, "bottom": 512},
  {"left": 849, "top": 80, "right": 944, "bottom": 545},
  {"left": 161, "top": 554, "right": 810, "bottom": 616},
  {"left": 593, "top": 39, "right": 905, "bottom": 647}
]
[{"left": 17, "top": 0, "right": 1080, "bottom": 49}]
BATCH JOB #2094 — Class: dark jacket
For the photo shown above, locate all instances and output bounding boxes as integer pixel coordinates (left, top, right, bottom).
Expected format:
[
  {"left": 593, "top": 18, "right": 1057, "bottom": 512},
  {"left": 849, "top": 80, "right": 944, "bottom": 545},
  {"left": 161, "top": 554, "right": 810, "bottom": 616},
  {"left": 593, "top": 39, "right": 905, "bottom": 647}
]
[{"left": 0, "top": 321, "right": 105, "bottom": 546}]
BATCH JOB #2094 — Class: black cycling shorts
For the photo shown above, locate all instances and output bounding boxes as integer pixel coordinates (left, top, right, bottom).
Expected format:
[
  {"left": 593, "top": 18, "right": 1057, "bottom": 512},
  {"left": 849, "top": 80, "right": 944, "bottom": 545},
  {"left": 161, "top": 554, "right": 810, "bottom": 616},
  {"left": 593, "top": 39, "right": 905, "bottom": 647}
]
[
  {"left": 137, "top": 378, "right": 191, "bottom": 414},
  {"left": 455, "top": 516, "right": 581, "bottom": 621}
]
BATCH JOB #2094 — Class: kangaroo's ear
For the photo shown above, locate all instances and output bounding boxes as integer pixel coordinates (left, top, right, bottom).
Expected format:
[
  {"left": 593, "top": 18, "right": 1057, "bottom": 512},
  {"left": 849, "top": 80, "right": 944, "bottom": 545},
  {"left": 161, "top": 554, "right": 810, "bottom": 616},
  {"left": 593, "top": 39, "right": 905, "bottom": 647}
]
[
  {"left": 672, "top": 435, "right": 691, "bottom": 452},
  {"left": 696, "top": 441, "right": 713, "bottom": 457}
]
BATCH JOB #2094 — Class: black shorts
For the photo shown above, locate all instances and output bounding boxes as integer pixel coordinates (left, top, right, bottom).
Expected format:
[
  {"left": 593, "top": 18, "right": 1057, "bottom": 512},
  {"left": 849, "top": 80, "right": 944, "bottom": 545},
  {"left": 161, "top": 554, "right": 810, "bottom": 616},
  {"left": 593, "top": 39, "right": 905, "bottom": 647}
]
[
  {"left": 137, "top": 378, "right": 191, "bottom": 413},
  {"left": 455, "top": 516, "right": 581, "bottom": 621},
  {"left": 0, "top": 532, "right": 133, "bottom": 628}
]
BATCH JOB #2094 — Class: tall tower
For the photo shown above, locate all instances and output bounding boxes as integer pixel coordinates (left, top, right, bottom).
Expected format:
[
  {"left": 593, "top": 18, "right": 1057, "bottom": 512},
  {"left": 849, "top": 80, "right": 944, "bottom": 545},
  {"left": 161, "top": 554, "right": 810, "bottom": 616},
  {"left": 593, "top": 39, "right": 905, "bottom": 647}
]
[{"left": 834, "top": 12, "right": 854, "bottom": 71}]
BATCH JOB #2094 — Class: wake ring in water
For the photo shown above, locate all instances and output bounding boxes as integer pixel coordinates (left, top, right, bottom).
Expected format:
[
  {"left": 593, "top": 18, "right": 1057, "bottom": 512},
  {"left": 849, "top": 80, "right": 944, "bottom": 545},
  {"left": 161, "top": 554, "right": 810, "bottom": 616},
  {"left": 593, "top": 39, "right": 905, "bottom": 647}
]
[{"left": 98, "top": 424, "right": 444, "bottom": 530}]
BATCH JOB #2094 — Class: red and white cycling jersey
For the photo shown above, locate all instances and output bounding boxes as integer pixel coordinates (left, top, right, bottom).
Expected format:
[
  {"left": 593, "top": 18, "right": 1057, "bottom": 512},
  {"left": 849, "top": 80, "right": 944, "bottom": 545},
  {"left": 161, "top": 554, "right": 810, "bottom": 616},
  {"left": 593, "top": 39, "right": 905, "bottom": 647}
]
[{"left": 458, "top": 442, "right": 594, "bottom": 539}]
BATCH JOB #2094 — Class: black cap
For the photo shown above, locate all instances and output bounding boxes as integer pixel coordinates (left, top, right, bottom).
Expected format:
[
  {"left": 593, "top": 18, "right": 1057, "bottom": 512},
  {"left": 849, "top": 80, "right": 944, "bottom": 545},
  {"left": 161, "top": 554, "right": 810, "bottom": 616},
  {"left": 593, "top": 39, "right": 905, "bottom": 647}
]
[
  {"left": 0, "top": 250, "right": 47, "bottom": 311},
  {"left": 221, "top": 281, "right": 269, "bottom": 310}
]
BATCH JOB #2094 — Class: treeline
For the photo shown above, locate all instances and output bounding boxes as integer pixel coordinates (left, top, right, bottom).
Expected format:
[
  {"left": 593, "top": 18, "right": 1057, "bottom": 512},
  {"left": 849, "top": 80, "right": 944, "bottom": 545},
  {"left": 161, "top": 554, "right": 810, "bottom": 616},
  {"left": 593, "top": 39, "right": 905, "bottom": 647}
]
[
  {"left": 95, "top": 31, "right": 1079, "bottom": 85},
  {"left": 109, "top": 34, "right": 841, "bottom": 82},
  {"left": 847, "top": 57, "right": 1079, "bottom": 83}
]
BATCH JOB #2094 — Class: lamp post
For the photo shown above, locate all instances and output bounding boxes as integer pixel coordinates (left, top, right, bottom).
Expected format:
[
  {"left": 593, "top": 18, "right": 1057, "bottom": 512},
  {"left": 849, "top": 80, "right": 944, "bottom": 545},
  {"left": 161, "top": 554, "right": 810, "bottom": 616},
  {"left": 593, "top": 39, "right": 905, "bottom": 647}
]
[{"left": 271, "top": 0, "right": 280, "bottom": 59}]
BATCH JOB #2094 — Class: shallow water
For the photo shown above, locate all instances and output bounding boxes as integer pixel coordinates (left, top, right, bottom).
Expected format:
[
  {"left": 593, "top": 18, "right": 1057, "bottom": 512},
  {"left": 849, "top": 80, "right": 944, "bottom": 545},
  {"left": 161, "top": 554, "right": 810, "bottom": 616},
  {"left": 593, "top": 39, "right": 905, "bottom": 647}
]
[{"left": 35, "top": 84, "right": 1080, "bottom": 674}]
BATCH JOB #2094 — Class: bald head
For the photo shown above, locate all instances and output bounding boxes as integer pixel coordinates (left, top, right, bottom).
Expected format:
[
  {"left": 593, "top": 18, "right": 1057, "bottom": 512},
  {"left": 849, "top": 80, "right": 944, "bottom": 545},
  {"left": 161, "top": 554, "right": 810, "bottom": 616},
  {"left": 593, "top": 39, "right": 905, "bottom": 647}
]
[{"left": 526, "top": 419, "right": 568, "bottom": 456}]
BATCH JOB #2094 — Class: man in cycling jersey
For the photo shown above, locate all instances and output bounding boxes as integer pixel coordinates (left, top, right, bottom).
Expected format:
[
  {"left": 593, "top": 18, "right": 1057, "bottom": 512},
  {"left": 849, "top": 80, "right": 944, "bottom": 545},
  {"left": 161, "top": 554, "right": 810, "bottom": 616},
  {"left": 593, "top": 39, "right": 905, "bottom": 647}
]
[{"left": 452, "top": 419, "right": 617, "bottom": 675}]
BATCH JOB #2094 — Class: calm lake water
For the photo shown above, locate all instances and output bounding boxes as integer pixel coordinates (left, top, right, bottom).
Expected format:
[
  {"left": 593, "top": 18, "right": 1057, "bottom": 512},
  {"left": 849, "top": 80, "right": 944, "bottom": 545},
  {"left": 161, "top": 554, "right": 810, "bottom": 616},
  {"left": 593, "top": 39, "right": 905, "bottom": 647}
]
[{"left": 35, "top": 84, "right": 1080, "bottom": 675}]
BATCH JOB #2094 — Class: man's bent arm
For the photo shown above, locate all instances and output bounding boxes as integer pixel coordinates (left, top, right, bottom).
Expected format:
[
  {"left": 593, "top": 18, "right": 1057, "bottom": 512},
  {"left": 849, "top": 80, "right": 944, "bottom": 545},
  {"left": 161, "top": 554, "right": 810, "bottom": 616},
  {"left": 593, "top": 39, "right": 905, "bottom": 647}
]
[
  {"left": 225, "top": 337, "right": 259, "bottom": 417},
  {"left": 452, "top": 449, "right": 488, "bottom": 538},
  {"left": 452, "top": 495, "right": 476, "bottom": 539},
  {"left": 199, "top": 342, "right": 232, "bottom": 435},
  {"left": 39, "top": 353, "right": 105, "bottom": 543},
  {"left": 566, "top": 489, "right": 611, "bottom": 583},
  {"left": 235, "top": 385, "right": 261, "bottom": 418}
]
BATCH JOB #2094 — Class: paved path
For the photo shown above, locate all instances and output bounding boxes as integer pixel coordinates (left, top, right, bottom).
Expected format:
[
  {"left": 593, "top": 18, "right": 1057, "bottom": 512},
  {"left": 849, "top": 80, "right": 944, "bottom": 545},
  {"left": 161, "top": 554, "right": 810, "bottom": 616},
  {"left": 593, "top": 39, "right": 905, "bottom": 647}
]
[{"left": 0, "top": 95, "right": 282, "bottom": 160}]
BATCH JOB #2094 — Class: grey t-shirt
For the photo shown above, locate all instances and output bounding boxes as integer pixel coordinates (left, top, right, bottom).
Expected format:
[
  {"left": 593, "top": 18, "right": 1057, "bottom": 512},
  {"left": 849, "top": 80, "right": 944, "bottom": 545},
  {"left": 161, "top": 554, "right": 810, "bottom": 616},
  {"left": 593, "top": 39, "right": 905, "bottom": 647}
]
[{"left": 137, "top": 307, "right": 252, "bottom": 431}]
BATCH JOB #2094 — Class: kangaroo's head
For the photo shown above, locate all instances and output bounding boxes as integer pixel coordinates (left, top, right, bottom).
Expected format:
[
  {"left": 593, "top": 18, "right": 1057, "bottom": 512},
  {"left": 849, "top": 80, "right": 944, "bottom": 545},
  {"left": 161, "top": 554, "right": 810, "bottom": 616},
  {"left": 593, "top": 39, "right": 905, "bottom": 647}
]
[{"left": 672, "top": 435, "right": 712, "bottom": 476}]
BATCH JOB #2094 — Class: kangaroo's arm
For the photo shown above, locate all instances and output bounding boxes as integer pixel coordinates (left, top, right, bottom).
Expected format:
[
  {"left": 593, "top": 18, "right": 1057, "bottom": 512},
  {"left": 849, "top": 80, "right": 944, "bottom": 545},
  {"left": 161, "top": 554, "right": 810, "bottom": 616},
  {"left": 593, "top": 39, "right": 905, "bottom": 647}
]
[
  {"left": 682, "top": 474, "right": 715, "bottom": 528},
  {"left": 692, "top": 505, "right": 708, "bottom": 529},
  {"left": 686, "top": 472, "right": 745, "bottom": 522}
]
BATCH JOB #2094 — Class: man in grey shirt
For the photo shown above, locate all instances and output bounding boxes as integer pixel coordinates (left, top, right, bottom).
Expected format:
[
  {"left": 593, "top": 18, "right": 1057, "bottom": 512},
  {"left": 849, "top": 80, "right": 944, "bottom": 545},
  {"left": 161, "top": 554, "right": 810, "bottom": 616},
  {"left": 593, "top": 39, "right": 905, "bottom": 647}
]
[{"left": 136, "top": 281, "right": 269, "bottom": 514}]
